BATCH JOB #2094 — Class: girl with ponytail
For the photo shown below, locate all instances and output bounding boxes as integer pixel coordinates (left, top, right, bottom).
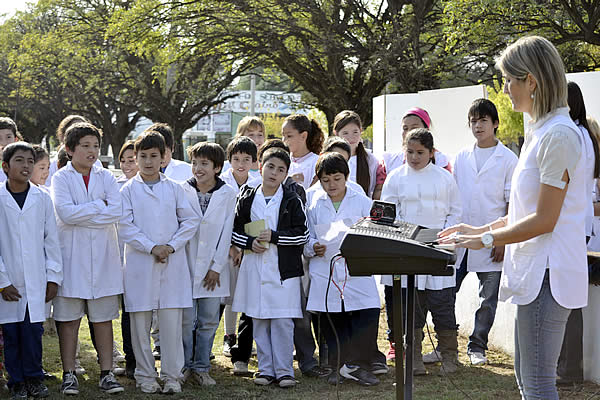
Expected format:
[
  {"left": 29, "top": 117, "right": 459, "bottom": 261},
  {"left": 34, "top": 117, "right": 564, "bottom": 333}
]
[
  {"left": 333, "top": 111, "right": 379, "bottom": 198},
  {"left": 281, "top": 114, "right": 324, "bottom": 188}
]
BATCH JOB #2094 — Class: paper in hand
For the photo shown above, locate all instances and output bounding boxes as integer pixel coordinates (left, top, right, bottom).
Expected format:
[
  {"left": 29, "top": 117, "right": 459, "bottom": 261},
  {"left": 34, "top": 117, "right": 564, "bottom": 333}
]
[{"left": 244, "top": 219, "right": 269, "bottom": 255}]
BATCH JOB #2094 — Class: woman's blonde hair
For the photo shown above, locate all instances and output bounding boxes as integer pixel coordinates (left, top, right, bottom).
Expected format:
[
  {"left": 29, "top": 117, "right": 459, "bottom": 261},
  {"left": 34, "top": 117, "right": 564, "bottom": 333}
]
[
  {"left": 236, "top": 116, "right": 265, "bottom": 136},
  {"left": 496, "top": 36, "right": 567, "bottom": 121}
]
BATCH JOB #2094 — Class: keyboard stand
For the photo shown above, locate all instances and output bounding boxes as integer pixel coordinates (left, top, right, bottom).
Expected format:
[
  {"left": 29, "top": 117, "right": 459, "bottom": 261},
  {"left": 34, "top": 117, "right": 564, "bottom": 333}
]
[{"left": 393, "top": 274, "right": 416, "bottom": 400}]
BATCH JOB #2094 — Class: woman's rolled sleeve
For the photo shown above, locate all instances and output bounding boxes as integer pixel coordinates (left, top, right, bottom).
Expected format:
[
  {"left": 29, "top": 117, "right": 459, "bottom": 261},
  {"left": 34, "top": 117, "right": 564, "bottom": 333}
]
[{"left": 536, "top": 126, "right": 581, "bottom": 189}]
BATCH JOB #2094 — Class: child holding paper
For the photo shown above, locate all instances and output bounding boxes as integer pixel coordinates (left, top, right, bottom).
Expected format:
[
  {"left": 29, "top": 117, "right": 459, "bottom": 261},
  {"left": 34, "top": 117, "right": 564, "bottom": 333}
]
[{"left": 231, "top": 147, "right": 308, "bottom": 388}]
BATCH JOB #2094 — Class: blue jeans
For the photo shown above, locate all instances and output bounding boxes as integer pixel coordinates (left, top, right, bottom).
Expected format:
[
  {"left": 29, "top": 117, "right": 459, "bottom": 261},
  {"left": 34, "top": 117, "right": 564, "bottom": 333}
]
[
  {"left": 456, "top": 250, "right": 501, "bottom": 354},
  {"left": 468, "top": 271, "right": 501, "bottom": 354},
  {"left": 514, "top": 271, "right": 571, "bottom": 400},
  {"left": 182, "top": 297, "right": 221, "bottom": 372}
]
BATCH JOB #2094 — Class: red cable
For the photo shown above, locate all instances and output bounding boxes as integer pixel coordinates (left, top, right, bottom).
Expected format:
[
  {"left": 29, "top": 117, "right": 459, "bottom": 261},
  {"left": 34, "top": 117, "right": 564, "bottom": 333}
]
[{"left": 330, "top": 256, "right": 348, "bottom": 300}]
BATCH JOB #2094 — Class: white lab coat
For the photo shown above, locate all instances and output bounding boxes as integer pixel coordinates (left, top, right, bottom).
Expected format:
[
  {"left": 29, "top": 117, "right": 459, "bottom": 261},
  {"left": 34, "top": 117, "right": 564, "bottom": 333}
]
[
  {"left": 289, "top": 152, "right": 319, "bottom": 189},
  {"left": 46, "top": 158, "right": 102, "bottom": 187},
  {"left": 0, "top": 184, "right": 62, "bottom": 324},
  {"left": 380, "top": 162, "right": 462, "bottom": 289},
  {"left": 164, "top": 158, "right": 193, "bottom": 183},
  {"left": 51, "top": 163, "right": 123, "bottom": 299},
  {"left": 348, "top": 150, "right": 379, "bottom": 197},
  {"left": 219, "top": 168, "right": 260, "bottom": 304},
  {"left": 453, "top": 142, "right": 518, "bottom": 272},
  {"left": 220, "top": 167, "right": 261, "bottom": 190},
  {"left": 182, "top": 179, "right": 237, "bottom": 299},
  {"left": 304, "top": 186, "right": 380, "bottom": 312},
  {"left": 232, "top": 185, "right": 303, "bottom": 319},
  {"left": 119, "top": 173, "right": 199, "bottom": 312}
]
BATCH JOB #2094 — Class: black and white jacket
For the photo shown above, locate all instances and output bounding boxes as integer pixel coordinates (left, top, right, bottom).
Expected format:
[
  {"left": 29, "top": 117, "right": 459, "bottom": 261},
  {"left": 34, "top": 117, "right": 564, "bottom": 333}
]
[{"left": 231, "top": 183, "right": 309, "bottom": 281}]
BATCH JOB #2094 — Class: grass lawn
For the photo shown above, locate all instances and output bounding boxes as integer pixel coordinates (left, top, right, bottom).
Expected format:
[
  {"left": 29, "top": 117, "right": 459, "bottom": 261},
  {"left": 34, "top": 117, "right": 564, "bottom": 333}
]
[{"left": 6, "top": 312, "right": 600, "bottom": 399}]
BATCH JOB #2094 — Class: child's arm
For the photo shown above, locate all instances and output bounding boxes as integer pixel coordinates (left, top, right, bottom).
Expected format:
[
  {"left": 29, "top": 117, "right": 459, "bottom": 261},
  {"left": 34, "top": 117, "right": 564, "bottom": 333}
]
[
  {"left": 43, "top": 192, "right": 63, "bottom": 297},
  {"left": 303, "top": 205, "right": 322, "bottom": 257},
  {"left": 118, "top": 185, "right": 158, "bottom": 254},
  {"left": 209, "top": 195, "right": 237, "bottom": 274},
  {"left": 51, "top": 172, "right": 106, "bottom": 225},
  {"left": 0, "top": 255, "right": 11, "bottom": 292},
  {"left": 268, "top": 197, "right": 309, "bottom": 246},
  {"left": 444, "top": 177, "right": 463, "bottom": 228},
  {"left": 86, "top": 173, "right": 122, "bottom": 226},
  {"left": 165, "top": 185, "right": 200, "bottom": 253},
  {"left": 231, "top": 195, "right": 256, "bottom": 250}
]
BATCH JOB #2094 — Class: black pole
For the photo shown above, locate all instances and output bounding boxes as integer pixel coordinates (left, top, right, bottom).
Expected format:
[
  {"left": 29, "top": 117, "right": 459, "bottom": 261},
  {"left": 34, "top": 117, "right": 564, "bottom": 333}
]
[
  {"left": 393, "top": 276, "right": 404, "bottom": 400},
  {"left": 405, "top": 275, "right": 416, "bottom": 399}
]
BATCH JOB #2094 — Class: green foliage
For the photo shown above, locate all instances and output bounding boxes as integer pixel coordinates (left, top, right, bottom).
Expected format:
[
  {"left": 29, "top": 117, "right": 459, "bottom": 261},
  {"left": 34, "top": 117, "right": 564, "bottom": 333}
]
[
  {"left": 262, "top": 113, "right": 285, "bottom": 138},
  {"left": 307, "top": 109, "right": 329, "bottom": 136},
  {"left": 487, "top": 82, "right": 523, "bottom": 144}
]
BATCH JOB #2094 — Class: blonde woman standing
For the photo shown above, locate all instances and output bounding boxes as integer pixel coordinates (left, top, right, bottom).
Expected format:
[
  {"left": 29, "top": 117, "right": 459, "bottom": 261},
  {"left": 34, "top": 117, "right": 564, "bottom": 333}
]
[{"left": 440, "top": 36, "right": 594, "bottom": 399}]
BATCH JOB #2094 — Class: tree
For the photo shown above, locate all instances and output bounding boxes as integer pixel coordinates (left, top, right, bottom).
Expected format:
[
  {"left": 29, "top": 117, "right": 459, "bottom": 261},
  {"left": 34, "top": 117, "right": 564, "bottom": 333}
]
[
  {"left": 441, "top": 0, "right": 600, "bottom": 86},
  {"left": 487, "top": 81, "right": 523, "bottom": 144},
  {"left": 114, "top": 0, "right": 448, "bottom": 130}
]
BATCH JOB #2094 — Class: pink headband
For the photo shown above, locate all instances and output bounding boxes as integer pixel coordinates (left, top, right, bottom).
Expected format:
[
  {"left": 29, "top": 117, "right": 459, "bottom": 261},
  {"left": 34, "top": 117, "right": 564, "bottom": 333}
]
[{"left": 403, "top": 107, "right": 431, "bottom": 129}]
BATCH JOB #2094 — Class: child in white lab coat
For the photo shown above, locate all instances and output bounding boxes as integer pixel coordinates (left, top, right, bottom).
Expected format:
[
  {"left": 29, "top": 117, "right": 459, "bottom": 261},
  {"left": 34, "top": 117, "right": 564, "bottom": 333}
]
[
  {"left": 222, "top": 116, "right": 265, "bottom": 175},
  {"left": 30, "top": 145, "right": 50, "bottom": 188},
  {"left": 231, "top": 147, "right": 308, "bottom": 388},
  {"left": 0, "top": 117, "right": 20, "bottom": 184},
  {"left": 220, "top": 136, "right": 260, "bottom": 363},
  {"left": 304, "top": 152, "right": 383, "bottom": 386},
  {"left": 332, "top": 111, "right": 379, "bottom": 198},
  {"left": 181, "top": 142, "right": 237, "bottom": 386},
  {"left": 381, "top": 128, "right": 462, "bottom": 375},
  {"left": 119, "top": 131, "right": 198, "bottom": 394},
  {"left": 51, "top": 122, "right": 124, "bottom": 395},
  {"left": 0, "top": 142, "right": 62, "bottom": 399},
  {"left": 450, "top": 99, "right": 517, "bottom": 366},
  {"left": 147, "top": 123, "right": 192, "bottom": 183},
  {"left": 282, "top": 114, "right": 324, "bottom": 189}
]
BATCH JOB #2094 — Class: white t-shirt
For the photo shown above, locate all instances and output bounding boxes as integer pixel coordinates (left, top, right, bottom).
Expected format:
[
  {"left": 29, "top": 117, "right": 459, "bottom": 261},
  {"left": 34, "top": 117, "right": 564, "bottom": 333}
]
[{"left": 474, "top": 145, "right": 496, "bottom": 172}]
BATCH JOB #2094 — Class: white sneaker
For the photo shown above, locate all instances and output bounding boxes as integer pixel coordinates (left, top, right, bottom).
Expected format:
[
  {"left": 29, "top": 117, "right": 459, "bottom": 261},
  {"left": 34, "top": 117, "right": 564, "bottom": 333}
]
[
  {"left": 233, "top": 361, "right": 249, "bottom": 375},
  {"left": 138, "top": 381, "right": 161, "bottom": 394},
  {"left": 74, "top": 359, "right": 86, "bottom": 376},
  {"left": 468, "top": 351, "right": 487, "bottom": 366},
  {"left": 162, "top": 380, "right": 182, "bottom": 394},
  {"left": 113, "top": 341, "right": 125, "bottom": 363},
  {"left": 422, "top": 349, "right": 442, "bottom": 364},
  {"left": 112, "top": 365, "right": 126, "bottom": 376},
  {"left": 193, "top": 371, "right": 216, "bottom": 386}
]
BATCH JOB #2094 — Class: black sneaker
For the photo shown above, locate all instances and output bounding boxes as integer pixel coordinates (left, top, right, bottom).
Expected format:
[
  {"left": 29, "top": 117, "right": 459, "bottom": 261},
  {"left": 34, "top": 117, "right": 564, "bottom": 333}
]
[
  {"left": 42, "top": 369, "right": 56, "bottom": 381},
  {"left": 125, "top": 359, "right": 136, "bottom": 380},
  {"left": 223, "top": 334, "right": 236, "bottom": 357},
  {"left": 302, "top": 365, "right": 331, "bottom": 378},
  {"left": 10, "top": 383, "right": 28, "bottom": 400},
  {"left": 327, "top": 371, "right": 345, "bottom": 385},
  {"left": 253, "top": 374, "right": 275, "bottom": 386},
  {"left": 99, "top": 372, "right": 124, "bottom": 394},
  {"left": 26, "top": 378, "right": 49, "bottom": 398},
  {"left": 61, "top": 372, "right": 79, "bottom": 395},
  {"left": 371, "top": 362, "right": 389, "bottom": 375},
  {"left": 339, "top": 364, "right": 379, "bottom": 386}
]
